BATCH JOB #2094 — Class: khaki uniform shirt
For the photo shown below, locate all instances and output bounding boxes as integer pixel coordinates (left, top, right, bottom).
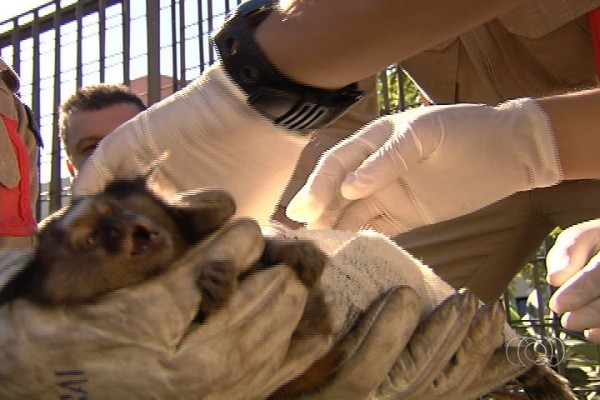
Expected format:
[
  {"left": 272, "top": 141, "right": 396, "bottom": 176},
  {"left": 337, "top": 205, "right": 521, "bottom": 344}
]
[{"left": 403, "top": 0, "right": 600, "bottom": 105}]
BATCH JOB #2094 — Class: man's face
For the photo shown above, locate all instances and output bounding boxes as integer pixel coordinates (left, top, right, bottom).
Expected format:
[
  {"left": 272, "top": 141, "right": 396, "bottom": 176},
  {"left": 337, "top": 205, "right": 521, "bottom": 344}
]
[{"left": 65, "top": 102, "right": 142, "bottom": 176}]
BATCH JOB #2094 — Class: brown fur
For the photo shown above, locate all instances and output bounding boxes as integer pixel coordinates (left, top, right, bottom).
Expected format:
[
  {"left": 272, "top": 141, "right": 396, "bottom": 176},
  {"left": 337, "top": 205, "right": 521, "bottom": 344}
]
[
  {"left": 0, "top": 177, "right": 328, "bottom": 317},
  {"left": 518, "top": 363, "right": 578, "bottom": 400},
  {"left": 488, "top": 362, "right": 578, "bottom": 400}
]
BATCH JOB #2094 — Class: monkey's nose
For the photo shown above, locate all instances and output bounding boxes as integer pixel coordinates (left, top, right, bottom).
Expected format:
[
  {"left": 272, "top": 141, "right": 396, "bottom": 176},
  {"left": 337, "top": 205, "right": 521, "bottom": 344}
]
[
  {"left": 100, "top": 217, "right": 125, "bottom": 241},
  {"left": 130, "top": 222, "right": 162, "bottom": 257},
  {"left": 108, "top": 225, "right": 123, "bottom": 240}
]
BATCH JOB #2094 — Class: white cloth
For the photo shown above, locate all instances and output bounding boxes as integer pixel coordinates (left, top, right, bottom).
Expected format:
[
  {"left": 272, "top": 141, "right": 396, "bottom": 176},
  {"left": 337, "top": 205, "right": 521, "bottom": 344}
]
[
  {"left": 276, "top": 228, "right": 452, "bottom": 338},
  {"left": 273, "top": 228, "right": 524, "bottom": 399}
]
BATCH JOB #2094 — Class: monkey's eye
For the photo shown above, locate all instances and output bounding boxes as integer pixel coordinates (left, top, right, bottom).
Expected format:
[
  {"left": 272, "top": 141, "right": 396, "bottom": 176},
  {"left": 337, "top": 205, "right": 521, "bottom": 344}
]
[{"left": 84, "top": 235, "right": 98, "bottom": 248}]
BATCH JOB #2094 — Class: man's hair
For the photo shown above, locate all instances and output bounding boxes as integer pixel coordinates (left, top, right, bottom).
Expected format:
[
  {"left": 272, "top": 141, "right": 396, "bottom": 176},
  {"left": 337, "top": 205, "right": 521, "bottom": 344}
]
[{"left": 59, "top": 84, "right": 147, "bottom": 151}]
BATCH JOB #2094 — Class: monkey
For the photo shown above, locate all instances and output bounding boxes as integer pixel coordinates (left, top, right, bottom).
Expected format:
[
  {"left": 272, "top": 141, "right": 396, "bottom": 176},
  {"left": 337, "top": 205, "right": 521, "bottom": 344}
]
[
  {"left": 0, "top": 176, "right": 328, "bottom": 317},
  {"left": 515, "top": 362, "right": 578, "bottom": 400}
]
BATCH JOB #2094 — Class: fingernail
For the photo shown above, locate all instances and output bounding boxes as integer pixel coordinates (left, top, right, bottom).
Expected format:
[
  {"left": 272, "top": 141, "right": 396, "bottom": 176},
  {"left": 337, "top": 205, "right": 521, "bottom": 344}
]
[
  {"left": 547, "top": 254, "right": 571, "bottom": 286},
  {"left": 548, "top": 295, "right": 558, "bottom": 312},
  {"left": 287, "top": 190, "right": 318, "bottom": 222},
  {"left": 560, "top": 312, "right": 571, "bottom": 328},
  {"left": 549, "top": 289, "right": 570, "bottom": 314}
]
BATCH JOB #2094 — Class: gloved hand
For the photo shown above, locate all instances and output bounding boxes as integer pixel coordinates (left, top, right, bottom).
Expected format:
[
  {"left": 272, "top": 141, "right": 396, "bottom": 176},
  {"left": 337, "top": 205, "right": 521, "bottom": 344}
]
[
  {"left": 378, "top": 292, "right": 529, "bottom": 400},
  {"left": 0, "top": 218, "right": 328, "bottom": 399},
  {"left": 287, "top": 99, "right": 562, "bottom": 236},
  {"left": 547, "top": 218, "right": 600, "bottom": 343},
  {"left": 270, "top": 281, "right": 526, "bottom": 400},
  {"left": 278, "top": 229, "right": 533, "bottom": 400},
  {"left": 268, "top": 286, "right": 423, "bottom": 400},
  {"left": 302, "top": 289, "right": 520, "bottom": 400},
  {"left": 72, "top": 62, "right": 310, "bottom": 226},
  {"left": 0, "top": 218, "right": 538, "bottom": 399}
]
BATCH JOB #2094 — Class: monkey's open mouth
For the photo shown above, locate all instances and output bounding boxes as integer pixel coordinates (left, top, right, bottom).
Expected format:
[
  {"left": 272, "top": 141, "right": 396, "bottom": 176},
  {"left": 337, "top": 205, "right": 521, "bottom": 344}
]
[{"left": 131, "top": 224, "right": 162, "bottom": 257}]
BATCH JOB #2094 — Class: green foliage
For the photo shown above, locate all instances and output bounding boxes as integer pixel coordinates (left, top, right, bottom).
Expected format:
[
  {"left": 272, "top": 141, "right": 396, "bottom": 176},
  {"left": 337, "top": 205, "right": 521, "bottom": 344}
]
[
  {"left": 506, "top": 226, "right": 599, "bottom": 396},
  {"left": 377, "top": 65, "right": 421, "bottom": 114}
]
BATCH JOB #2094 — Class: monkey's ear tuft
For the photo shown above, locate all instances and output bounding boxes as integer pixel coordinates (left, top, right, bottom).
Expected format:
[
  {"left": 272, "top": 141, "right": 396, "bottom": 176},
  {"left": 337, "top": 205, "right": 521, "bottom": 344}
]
[
  {"left": 143, "top": 152, "right": 169, "bottom": 182},
  {"left": 104, "top": 175, "right": 149, "bottom": 197},
  {"left": 173, "top": 189, "right": 237, "bottom": 239}
]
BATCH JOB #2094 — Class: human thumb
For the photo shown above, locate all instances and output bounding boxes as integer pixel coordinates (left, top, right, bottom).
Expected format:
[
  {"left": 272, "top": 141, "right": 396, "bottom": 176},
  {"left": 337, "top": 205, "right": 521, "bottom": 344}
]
[{"left": 547, "top": 220, "right": 600, "bottom": 288}]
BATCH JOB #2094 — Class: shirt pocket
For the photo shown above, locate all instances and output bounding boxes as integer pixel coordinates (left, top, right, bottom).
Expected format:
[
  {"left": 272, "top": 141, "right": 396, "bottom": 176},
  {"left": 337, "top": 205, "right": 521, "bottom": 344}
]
[
  {"left": 499, "top": 0, "right": 600, "bottom": 38},
  {"left": 501, "top": 14, "right": 598, "bottom": 87}
]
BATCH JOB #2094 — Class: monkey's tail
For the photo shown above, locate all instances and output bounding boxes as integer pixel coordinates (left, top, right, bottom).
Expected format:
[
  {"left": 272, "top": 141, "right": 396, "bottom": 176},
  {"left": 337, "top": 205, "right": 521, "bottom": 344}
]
[{"left": 517, "top": 364, "right": 577, "bottom": 400}]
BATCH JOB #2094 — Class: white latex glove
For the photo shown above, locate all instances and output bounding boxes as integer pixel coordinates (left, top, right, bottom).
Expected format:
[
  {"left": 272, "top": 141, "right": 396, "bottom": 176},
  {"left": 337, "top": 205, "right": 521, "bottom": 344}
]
[
  {"left": 0, "top": 219, "right": 329, "bottom": 399},
  {"left": 72, "top": 62, "right": 310, "bottom": 226},
  {"left": 287, "top": 99, "right": 562, "bottom": 236},
  {"left": 547, "top": 218, "right": 600, "bottom": 343}
]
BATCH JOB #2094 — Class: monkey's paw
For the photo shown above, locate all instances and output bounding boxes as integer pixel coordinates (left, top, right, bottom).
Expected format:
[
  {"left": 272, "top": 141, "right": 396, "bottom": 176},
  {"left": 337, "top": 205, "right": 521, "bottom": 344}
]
[
  {"left": 262, "top": 239, "right": 328, "bottom": 288},
  {"left": 196, "top": 260, "right": 237, "bottom": 315}
]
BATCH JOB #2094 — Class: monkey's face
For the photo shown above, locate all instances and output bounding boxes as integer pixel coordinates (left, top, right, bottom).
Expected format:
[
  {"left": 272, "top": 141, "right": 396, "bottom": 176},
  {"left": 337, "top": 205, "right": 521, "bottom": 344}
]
[
  {"left": 58, "top": 194, "right": 178, "bottom": 270},
  {"left": 0, "top": 176, "right": 237, "bottom": 307},
  {"left": 11, "top": 194, "right": 182, "bottom": 305}
]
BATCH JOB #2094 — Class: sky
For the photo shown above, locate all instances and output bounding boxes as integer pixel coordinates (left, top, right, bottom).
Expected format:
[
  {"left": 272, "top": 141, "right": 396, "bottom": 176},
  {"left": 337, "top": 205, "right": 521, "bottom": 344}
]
[{"left": 0, "top": 0, "right": 53, "bottom": 21}]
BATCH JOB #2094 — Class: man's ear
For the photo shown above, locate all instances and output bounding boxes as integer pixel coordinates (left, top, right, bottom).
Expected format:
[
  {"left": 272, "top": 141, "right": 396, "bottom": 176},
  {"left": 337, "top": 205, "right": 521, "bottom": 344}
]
[{"left": 66, "top": 159, "right": 76, "bottom": 178}]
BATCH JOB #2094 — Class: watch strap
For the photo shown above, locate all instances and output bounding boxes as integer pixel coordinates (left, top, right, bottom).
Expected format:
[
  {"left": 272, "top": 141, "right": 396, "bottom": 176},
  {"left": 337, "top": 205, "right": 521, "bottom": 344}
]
[{"left": 213, "top": 0, "right": 365, "bottom": 132}]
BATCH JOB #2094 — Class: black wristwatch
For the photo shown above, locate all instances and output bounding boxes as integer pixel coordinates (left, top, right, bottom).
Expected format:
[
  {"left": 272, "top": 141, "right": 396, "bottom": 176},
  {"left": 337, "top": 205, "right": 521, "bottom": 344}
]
[{"left": 213, "top": 0, "right": 365, "bottom": 133}]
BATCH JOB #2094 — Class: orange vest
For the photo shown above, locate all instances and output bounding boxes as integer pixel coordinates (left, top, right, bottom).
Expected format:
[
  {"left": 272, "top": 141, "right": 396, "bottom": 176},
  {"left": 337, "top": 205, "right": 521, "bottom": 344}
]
[
  {"left": 0, "top": 114, "right": 36, "bottom": 236},
  {"left": 0, "top": 58, "right": 39, "bottom": 243}
]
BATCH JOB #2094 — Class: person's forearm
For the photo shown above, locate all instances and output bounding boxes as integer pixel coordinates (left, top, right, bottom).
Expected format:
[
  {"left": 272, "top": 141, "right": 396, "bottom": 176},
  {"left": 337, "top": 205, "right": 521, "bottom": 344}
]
[
  {"left": 538, "top": 89, "right": 600, "bottom": 181},
  {"left": 255, "top": 0, "right": 528, "bottom": 88}
]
